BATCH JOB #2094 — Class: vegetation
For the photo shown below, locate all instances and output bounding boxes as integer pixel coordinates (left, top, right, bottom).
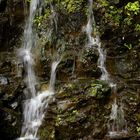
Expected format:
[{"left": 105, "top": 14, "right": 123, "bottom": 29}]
[
  {"left": 136, "top": 124, "right": 140, "bottom": 134},
  {"left": 125, "top": 1, "right": 140, "bottom": 15},
  {"left": 0, "top": 0, "right": 140, "bottom": 139},
  {"left": 58, "top": 0, "right": 85, "bottom": 13},
  {"left": 124, "top": 43, "right": 133, "bottom": 50}
]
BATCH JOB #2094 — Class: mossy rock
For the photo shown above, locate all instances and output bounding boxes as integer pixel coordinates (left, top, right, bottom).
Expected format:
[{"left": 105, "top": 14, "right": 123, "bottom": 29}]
[{"left": 86, "top": 81, "right": 111, "bottom": 99}]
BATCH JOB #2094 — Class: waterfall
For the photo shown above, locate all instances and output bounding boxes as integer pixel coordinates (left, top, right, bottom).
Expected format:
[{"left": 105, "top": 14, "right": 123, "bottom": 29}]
[
  {"left": 108, "top": 98, "right": 127, "bottom": 138},
  {"left": 17, "top": 0, "right": 60, "bottom": 139},
  {"left": 86, "top": 0, "right": 127, "bottom": 138},
  {"left": 18, "top": 0, "right": 41, "bottom": 98},
  {"left": 17, "top": 60, "right": 59, "bottom": 140},
  {"left": 49, "top": 61, "right": 60, "bottom": 92},
  {"left": 86, "top": 0, "right": 110, "bottom": 83}
]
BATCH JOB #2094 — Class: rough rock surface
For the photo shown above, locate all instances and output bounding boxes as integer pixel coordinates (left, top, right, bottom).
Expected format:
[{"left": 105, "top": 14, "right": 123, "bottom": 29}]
[{"left": 0, "top": 0, "right": 140, "bottom": 140}]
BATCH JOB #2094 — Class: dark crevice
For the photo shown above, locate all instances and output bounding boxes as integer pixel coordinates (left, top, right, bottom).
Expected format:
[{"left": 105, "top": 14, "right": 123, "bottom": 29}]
[{"left": 0, "top": 0, "right": 7, "bottom": 12}]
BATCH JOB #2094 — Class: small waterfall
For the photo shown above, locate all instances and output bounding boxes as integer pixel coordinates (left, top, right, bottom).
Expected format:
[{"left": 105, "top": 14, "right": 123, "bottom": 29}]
[
  {"left": 19, "top": 0, "right": 41, "bottom": 97},
  {"left": 86, "top": 0, "right": 95, "bottom": 46},
  {"left": 17, "top": 0, "right": 60, "bottom": 139},
  {"left": 86, "top": 0, "right": 127, "bottom": 138},
  {"left": 18, "top": 60, "right": 59, "bottom": 140},
  {"left": 49, "top": 61, "right": 60, "bottom": 92},
  {"left": 108, "top": 98, "right": 127, "bottom": 138},
  {"left": 107, "top": 85, "right": 127, "bottom": 138},
  {"left": 85, "top": 0, "right": 110, "bottom": 82}
]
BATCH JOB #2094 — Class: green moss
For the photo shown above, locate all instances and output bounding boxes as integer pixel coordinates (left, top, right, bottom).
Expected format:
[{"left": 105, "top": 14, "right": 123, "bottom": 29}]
[
  {"left": 66, "top": 83, "right": 77, "bottom": 90},
  {"left": 123, "top": 17, "right": 133, "bottom": 26},
  {"left": 66, "top": 110, "right": 79, "bottom": 123},
  {"left": 89, "top": 87, "right": 97, "bottom": 97},
  {"left": 87, "top": 82, "right": 111, "bottom": 99},
  {"left": 136, "top": 123, "right": 140, "bottom": 134},
  {"left": 56, "top": 115, "right": 63, "bottom": 126},
  {"left": 135, "top": 24, "right": 140, "bottom": 32},
  {"left": 125, "top": 1, "right": 140, "bottom": 15},
  {"left": 60, "top": 0, "right": 83, "bottom": 13},
  {"left": 56, "top": 110, "right": 79, "bottom": 126},
  {"left": 123, "top": 1, "right": 140, "bottom": 27},
  {"left": 39, "top": 127, "right": 55, "bottom": 140},
  {"left": 88, "top": 84, "right": 102, "bottom": 97},
  {"left": 107, "top": 7, "right": 122, "bottom": 26},
  {"left": 96, "top": 0, "right": 109, "bottom": 7},
  {"left": 34, "top": 9, "right": 51, "bottom": 27}
]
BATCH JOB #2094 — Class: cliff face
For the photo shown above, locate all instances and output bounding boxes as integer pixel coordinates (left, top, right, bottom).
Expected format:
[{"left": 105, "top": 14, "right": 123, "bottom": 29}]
[
  {"left": 0, "top": 0, "right": 25, "bottom": 139},
  {"left": 0, "top": 0, "right": 140, "bottom": 140}
]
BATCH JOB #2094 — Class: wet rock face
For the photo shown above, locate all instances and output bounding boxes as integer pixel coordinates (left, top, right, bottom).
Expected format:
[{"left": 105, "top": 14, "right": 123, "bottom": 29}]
[
  {"left": 0, "top": 0, "right": 140, "bottom": 140},
  {"left": 0, "top": 109, "right": 20, "bottom": 140},
  {"left": 107, "top": 48, "right": 140, "bottom": 79},
  {"left": 0, "top": 52, "right": 24, "bottom": 139},
  {"left": 38, "top": 80, "right": 111, "bottom": 140},
  {"left": 0, "top": 0, "right": 26, "bottom": 139},
  {"left": 32, "top": 1, "right": 140, "bottom": 139},
  {"left": 36, "top": 1, "right": 140, "bottom": 139},
  {"left": 0, "top": 0, "right": 25, "bottom": 51}
]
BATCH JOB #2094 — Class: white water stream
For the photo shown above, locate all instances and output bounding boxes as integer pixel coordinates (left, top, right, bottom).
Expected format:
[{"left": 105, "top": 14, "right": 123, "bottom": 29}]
[
  {"left": 17, "top": 0, "right": 60, "bottom": 140},
  {"left": 18, "top": 61, "right": 59, "bottom": 140},
  {"left": 19, "top": 0, "right": 41, "bottom": 98},
  {"left": 86, "top": 0, "right": 110, "bottom": 83},
  {"left": 108, "top": 98, "right": 127, "bottom": 138},
  {"left": 86, "top": 0, "right": 127, "bottom": 138}
]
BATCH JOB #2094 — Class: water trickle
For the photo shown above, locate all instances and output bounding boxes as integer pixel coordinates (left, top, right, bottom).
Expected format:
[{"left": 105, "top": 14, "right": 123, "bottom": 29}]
[
  {"left": 16, "top": 62, "right": 23, "bottom": 78},
  {"left": 86, "top": 0, "right": 95, "bottom": 46},
  {"left": 49, "top": 60, "right": 60, "bottom": 92},
  {"left": 86, "top": 0, "right": 127, "bottom": 138},
  {"left": 108, "top": 98, "right": 128, "bottom": 138},
  {"left": 110, "top": 98, "right": 118, "bottom": 121},
  {"left": 85, "top": 0, "right": 110, "bottom": 82},
  {"left": 106, "top": 84, "right": 128, "bottom": 138},
  {"left": 50, "top": 3, "right": 58, "bottom": 32}
]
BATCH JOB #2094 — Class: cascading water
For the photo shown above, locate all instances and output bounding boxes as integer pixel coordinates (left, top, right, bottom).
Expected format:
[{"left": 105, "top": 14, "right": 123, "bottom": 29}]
[
  {"left": 49, "top": 61, "right": 60, "bottom": 92},
  {"left": 19, "top": 0, "right": 41, "bottom": 98},
  {"left": 85, "top": 0, "right": 110, "bottom": 83},
  {"left": 86, "top": 0, "right": 95, "bottom": 46},
  {"left": 17, "top": 0, "right": 60, "bottom": 140},
  {"left": 18, "top": 60, "right": 59, "bottom": 140},
  {"left": 108, "top": 98, "right": 127, "bottom": 138},
  {"left": 86, "top": 0, "right": 127, "bottom": 138}
]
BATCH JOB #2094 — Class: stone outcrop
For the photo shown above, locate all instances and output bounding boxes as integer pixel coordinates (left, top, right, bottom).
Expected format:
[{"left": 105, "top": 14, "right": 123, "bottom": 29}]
[{"left": 0, "top": 0, "right": 140, "bottom": 140}]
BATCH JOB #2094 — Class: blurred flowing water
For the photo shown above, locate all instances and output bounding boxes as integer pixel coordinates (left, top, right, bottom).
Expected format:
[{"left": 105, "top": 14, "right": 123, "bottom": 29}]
[
  {"left": 18, "top": 0, "right": 41, "bottom": 98},
  {"left": 17, "top": 0, "right": 60, "bottom": 139},
  {"left": 108, "top": 98, "right": 127, "bottom": 138},
  {"left": 86, "top": 0, "right": 127, "bottom": 138},
  {"left": 86, "top": 0, "right": 109, "bottom": 82},
  {"left": 18, "top": 61, "right": 59, "bottom": 140}
]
